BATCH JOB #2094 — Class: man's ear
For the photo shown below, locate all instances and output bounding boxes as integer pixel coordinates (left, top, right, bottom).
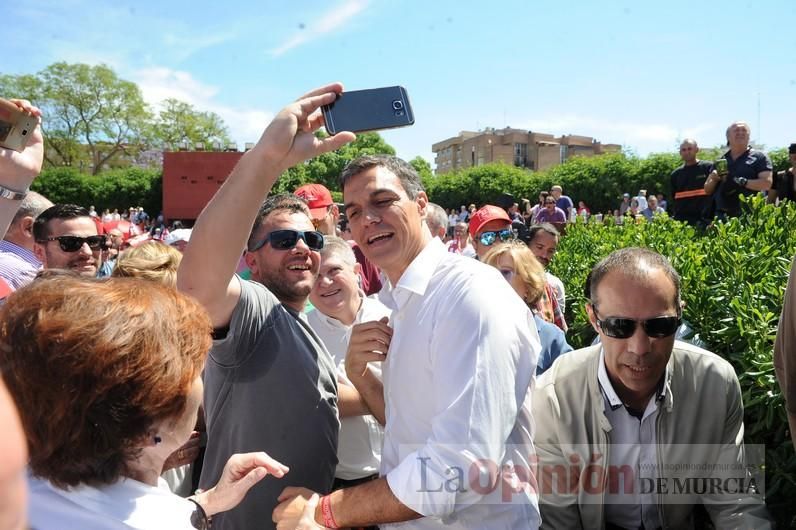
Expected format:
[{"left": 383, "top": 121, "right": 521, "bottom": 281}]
[
  {"left": 33, "top": 243, "right": 46, "bottom": 266},
  {"left": 244, "top": 251, "right": 259, "bottom": 277},
  {"left": 19, "top": 217, "right": 35, "bottom": 238},
  {"left": 353, "top": 262, "right": 362, "bottom": 276},
  {"left": 331, "top": 204, "right": 340, "bottom": 222},
  {"left": 416, "top": 191, "right": 429, "bottom": 218},
  {"left": 585, "top": 303, "right": 600, "bottom": 335}
]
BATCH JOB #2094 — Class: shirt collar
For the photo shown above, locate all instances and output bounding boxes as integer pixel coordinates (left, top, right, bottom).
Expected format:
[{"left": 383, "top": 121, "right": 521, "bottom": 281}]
[
  {"left": 0, "top": 240, "right": 41, "bottom": 266},
  {"left": 379, "top": 238, "right": 446, "bottom": 310},
  {"left": 597, "top": 347, "right": 670, "bottom": 411}
]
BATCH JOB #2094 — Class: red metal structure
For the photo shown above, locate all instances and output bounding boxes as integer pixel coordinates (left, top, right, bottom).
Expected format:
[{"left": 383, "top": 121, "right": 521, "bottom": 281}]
[{"left": 162, "top": 151, "right": 243, "bottom": 221}]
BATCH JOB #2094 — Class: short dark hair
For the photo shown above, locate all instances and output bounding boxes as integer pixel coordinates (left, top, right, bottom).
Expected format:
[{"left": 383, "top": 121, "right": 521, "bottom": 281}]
[
  {"left": 33, "top": 204, "right": 91, "bottom": 241},
  {"left": 528, "top": 223, "right": 560, "bottom": 242},
  {"left": 586, "top": 247, "right": 681, "bottom": 309},
  {"left": 247, "top": 193, "right": 311, "bottom": 251},
  {"left": 339, "top": 155, "right": 424, "bottom": 199}
]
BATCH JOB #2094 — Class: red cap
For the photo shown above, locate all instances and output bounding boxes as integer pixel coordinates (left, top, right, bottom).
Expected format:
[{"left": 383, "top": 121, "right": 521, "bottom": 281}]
[
  {"left": 294, "top": 183, "right": 334, "bottom": 220},
  {"left": 468, "top": 205, "right": 511, "bottom": 238}
]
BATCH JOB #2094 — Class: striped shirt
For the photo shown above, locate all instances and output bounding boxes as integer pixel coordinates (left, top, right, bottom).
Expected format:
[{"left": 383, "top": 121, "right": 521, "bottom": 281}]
[{"left": 0, "top": 240, "right": 41, "bottom": 291}]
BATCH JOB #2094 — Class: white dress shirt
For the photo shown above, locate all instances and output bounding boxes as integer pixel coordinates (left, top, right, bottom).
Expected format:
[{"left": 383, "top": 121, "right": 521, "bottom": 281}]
[
  {"left": 308, "top": 295, "right": 390, "bottom": 480},
  {"left": 599, "top": 349, "right": 668, "bottom": 530},
  {"left": 377, "top": 238, "right": 541, "bottom": 529},
  {"left": 28, "top": 473, "right": 197, "bottom": 529}
]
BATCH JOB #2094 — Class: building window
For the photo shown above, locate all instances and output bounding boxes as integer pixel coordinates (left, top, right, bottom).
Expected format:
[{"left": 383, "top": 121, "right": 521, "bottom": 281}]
[
  {"left": 514, "top": 143, "right": 527, "bottom": 167},
  {"left": 560, "top": 145, "right": 569, "bottom": 164}
]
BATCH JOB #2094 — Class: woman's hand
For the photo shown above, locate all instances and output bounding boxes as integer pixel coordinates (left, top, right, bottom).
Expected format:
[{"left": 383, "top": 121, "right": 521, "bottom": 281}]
[{"left": 196, "top": 451, "right": 289, "bottom": 516}]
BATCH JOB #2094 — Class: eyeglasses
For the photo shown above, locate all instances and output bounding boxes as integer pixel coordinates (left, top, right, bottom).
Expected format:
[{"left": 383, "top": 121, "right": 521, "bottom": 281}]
[
  {"left": 545, "top": 201, "right": 555, "bottom": 205},
  {"left": 38, "top": 235, "right": 106, "bottom": 252},
  {"left": 249, "top": 229, "right": 324, "bottom": 252},
  {"left": 593, "top": 307, "right": 681, "bottom": 339},
  {"left": 478, "top": 229, "right": 514, "bottom": 246}
]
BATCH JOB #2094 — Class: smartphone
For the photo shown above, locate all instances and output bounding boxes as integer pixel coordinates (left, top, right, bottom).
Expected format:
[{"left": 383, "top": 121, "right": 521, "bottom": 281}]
[
  {"left": 0, "top": 98, "right": 37, "bottom": 152},
  {"left": 322, "top": 86, "right": 414, "bottom": 135}
]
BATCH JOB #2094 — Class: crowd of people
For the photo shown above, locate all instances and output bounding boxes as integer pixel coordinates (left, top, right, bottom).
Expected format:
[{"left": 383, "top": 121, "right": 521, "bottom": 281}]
[{"left": 0, "top": 89, "right": 790, "bottom": 530}]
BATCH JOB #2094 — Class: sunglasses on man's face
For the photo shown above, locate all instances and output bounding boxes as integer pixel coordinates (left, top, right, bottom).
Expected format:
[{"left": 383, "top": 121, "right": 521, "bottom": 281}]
[
  {"left": 478, "top": 229, "right": 514, "bottom": 246},
  {"left": 593, "top": 308, "right": 681, "bottom": 339},
  {"left": 249, "top": 229, "right": 324, "bottom": 252},
  {"left": 38, "top": 235, "right": 106, "bottom": 252}
]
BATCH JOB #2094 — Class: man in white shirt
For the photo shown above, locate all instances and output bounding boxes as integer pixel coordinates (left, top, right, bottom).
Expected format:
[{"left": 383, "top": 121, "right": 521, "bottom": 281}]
[
  {"left": 307, "top": 236, "right": 389, "bottom": 492},
  {"left": 275, "top": 154, "right": 541, "bottom": 529}
]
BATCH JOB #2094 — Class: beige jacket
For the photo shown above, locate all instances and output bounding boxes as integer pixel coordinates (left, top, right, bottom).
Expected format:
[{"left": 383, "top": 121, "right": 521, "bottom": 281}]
[{"left": 532, "top": 341, "right": 770, "bottom": 529}]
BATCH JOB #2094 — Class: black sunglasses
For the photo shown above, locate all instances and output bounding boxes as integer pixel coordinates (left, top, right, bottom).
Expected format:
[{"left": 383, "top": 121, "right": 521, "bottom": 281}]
[
  {"left": 249, "top": 229, "right": 324, "bottom": 252},
  {"left": 478, "top": 229, "right": 514, "bottom": 246},
  {"left": 594, "top": 308, "right": 681, "bottom": 339},
  {"left": 38, "top": 235, "right": 106, "bottom": 252}
]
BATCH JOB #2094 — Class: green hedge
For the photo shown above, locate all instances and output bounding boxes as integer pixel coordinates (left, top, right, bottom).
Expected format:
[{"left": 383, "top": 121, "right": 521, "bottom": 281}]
[
  {"left": 30, "top": 166, "right": 163, "bottom": 214},
  {"left": 550, "top": 197, "right": 796, "bottom": 525},
  {"left": 423, "top": 149, "right": 792, "bottom": 215}
]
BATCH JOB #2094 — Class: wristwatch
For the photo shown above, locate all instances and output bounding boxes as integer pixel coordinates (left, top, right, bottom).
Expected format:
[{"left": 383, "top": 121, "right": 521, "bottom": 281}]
[{"left": 0, "top": 184, "right": 27, "bottom": 201}]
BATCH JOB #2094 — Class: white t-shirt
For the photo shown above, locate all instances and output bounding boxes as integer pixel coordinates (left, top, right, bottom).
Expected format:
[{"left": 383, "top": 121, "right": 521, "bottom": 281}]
[
  {"left": 307, "top": 296, "right": 390, "bottom": 480},
  {"left": 28, "top": 473, "right": 197, "bottom": 529}
]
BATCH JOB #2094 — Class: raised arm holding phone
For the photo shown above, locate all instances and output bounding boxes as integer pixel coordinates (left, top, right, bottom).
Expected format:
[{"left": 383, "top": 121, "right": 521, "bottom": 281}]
[{"left": 0, "top": 99, "right": 43, "bottom": 239}]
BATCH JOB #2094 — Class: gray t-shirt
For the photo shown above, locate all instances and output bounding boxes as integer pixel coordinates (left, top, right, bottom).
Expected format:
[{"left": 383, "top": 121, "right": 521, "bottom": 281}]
[{"left": 199, "top": 278, "right": 339, "bottom": 530}]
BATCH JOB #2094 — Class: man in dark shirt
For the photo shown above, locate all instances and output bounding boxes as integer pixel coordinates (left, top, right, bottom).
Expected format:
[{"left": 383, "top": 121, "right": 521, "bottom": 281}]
[
  {"left": 768, "top": 143, "right": 796, "bottom": 204},
  {"left": 704, "top": 121, "right": 773, "bottom": 218},
  {"left": 669, "top": 139, "right": 714, "bottom": 226}
]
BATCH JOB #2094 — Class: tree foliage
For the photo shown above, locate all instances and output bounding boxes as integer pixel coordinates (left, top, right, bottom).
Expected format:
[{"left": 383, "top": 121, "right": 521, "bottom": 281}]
[
  {"left": 0, "top": 62, "right": 234, "bottom": 175},
  {"left": 150, "top": 98, "right": 230, "bottom": 151}
]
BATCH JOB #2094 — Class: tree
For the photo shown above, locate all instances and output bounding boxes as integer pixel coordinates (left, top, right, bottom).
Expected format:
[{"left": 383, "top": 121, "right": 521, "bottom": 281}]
[
  {"left": 1, "top": 62, "right": 153, "bottom": 174},
  {"left": 409, "top": 156, "right": 433, "bottom": 181},
  {"left": 151, "top": 98, "right": 231, "bottom": 151},
  {"left": 302, "top": 131, "right": 397, "bottom": 191}
]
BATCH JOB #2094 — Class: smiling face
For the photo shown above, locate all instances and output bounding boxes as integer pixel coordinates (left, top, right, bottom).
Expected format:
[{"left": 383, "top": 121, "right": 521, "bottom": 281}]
[
  {"left": 245, "top": 210, "right": 320, "bottom": 311},
  {"left": 33, "top": 216, "right": 100, "bottom": 276},
  {"left": 727, "top": 122, "right": 750, "bottom": 150},
  {"left": 587, "top": 268, "right": 678, "bottom": 410},
  {"left": 343, "top": 166, "right": 430, "bottom": 284},
  {"left": 310, "top": 251, "right": 361, "bottom": 324}
]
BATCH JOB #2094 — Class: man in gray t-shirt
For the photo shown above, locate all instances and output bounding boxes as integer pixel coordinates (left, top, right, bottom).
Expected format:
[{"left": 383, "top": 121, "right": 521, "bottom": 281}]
[{"left": 178, "top": 190, "right": 340, "bottom": 529}]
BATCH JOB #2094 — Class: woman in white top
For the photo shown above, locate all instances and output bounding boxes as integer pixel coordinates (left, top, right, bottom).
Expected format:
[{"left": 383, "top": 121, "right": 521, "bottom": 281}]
[{"left": 0, "top": 274, "right": 289, "bottom": 529}]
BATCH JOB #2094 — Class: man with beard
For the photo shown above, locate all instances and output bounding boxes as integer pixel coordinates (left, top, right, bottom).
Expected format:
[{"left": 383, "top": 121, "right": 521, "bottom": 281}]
[
  {"left": 32, "top": 204, "right": 103, "bottom": 277},
  {"left": 176, "top": 85, "right": 349, "bottom": 530}
]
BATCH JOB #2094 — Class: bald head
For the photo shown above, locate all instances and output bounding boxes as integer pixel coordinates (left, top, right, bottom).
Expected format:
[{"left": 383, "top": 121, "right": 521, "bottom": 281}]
[{"left": 679, "top": 139, "right": 699, "bottom": 164}]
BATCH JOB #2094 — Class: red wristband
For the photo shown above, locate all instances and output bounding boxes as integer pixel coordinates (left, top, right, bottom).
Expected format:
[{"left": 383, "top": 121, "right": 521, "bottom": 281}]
[{"left": 320, "top": 495, "right": 339, "bottom": 529}]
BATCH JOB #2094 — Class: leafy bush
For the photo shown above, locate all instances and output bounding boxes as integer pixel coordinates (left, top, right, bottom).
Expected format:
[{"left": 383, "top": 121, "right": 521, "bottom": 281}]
[
  {"left": 550, "top": 197, "right": 796, "bottom": 525},
  {"left": 424, "top": 152, "right": 683, "bottom": 214},
  {"left": 31, "top": 166, "right": 162, "bottom": 214}
]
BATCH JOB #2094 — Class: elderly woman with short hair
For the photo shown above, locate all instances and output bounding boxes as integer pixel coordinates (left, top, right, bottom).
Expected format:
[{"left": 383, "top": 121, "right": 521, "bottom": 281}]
[{"left": 0, "top": 274, "right": 288, "bottom": 529}]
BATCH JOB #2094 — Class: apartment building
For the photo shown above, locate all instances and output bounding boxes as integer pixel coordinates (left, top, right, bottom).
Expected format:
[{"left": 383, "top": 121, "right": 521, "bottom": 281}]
[{"left": 432, "top": 127, "right": 621, "bottom": 174}]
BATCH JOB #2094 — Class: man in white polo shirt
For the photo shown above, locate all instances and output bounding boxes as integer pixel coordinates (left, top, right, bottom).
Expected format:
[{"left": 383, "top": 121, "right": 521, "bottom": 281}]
[
  {"left": 275, "top": 154, "right": 541, "bottom": 529},
  {"left": 307, "top": 236, "right": 389, "bottom": 496}
]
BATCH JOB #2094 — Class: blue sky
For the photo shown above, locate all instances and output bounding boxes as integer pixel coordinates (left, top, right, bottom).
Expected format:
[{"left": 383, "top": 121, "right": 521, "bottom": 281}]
[{"left": 5, "top": 0, "right": 796, "bottom": 167}]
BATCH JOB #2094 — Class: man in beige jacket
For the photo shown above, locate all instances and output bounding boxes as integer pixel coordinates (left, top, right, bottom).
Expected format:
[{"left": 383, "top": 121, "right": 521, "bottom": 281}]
[
  {"left": 775, "top": 254, "right": 796, "bottom": 449},
  {"left": 533, "top": 247, "right": 769, "bottom": 529}
]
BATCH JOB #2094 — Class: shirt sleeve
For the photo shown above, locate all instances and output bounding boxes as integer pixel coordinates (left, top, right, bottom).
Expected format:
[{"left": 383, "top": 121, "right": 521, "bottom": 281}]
[
  {"left": 385, "top": 272, "right": 540, "bottom": 517},
  {"left": 209, "top": 277, "right": 278, "bottom": 368}
]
